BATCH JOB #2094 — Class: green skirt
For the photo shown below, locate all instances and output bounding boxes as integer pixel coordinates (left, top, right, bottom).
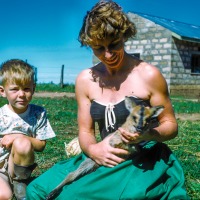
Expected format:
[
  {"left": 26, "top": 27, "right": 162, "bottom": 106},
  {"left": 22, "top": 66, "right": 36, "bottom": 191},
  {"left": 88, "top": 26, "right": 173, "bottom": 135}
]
[{"left": 26, "top": 142, "right": 189, "bottom": 200}]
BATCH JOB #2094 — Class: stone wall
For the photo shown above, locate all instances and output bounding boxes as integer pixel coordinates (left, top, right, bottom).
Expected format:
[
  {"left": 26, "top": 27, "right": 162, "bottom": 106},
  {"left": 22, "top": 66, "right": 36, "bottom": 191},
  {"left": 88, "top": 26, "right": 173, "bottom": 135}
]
[
  {"left": 170, "top": 84, "right": 200, "bottom": 97},
  {"left": 126, "top": 12, "right": 200, "bottom": 97},
  {"left": 170, "top": 38, "right": 200, "bottom": 97}
]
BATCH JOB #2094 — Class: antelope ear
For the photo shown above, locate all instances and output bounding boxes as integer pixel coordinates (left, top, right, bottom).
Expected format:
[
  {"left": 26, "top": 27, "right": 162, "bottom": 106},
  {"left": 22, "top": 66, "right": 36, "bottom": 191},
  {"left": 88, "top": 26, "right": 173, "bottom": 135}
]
[
  {"left": 124, "top": 96, "right": 136, "bottom": 112},
  {"left": 151, "top": 106, "right": 164, "bottom": 118}
]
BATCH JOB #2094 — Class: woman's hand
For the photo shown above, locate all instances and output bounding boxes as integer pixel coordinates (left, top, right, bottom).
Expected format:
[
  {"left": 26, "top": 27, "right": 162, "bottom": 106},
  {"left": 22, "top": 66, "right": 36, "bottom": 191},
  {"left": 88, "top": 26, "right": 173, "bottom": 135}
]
[
  {"left": 119, "top": 127, "right": 148, "bottom": 144},
  {"left": 89, "top": 134, "right": 130, "bottom": 168}
]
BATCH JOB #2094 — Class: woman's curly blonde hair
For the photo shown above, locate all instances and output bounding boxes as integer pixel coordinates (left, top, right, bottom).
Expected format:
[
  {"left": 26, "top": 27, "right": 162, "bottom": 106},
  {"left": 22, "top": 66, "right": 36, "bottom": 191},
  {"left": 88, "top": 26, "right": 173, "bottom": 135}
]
[{"left": 79, "top": 0, "right": 137, "bottom": 47}]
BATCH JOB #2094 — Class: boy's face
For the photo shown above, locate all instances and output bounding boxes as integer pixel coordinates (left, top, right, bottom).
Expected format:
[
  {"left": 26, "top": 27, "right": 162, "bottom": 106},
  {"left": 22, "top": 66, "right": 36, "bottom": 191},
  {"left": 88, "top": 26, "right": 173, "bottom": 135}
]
[{"left": 0, "top": 80, "right": 35, "bottom": 114}]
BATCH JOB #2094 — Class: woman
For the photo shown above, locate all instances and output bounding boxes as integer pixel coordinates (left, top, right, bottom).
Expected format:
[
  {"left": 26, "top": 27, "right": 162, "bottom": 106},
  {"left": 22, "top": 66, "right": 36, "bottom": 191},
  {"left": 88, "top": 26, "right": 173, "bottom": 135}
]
[{"left": 26, "top": 1, "right": 188, "bottom": 199}]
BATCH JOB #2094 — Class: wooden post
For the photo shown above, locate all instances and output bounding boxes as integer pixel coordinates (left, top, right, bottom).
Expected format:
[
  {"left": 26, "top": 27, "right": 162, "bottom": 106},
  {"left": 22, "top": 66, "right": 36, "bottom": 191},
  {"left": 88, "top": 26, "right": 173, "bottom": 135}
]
[
  {"left": 25, "top": 59, "right": 37, "bottom": 83},
  {"left": 34, "top": 67, "right": 38, "bottom": 83},
  {"left": 60, "top": 64, "right": 64, "bottom": 88}
]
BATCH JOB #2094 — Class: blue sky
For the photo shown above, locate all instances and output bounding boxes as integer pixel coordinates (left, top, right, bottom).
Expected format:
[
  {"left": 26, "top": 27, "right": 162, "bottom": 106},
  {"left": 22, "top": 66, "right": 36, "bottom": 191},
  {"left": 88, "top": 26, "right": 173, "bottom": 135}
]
[{"left": 1, "top": 0, "right": 200, "bottom": 83}]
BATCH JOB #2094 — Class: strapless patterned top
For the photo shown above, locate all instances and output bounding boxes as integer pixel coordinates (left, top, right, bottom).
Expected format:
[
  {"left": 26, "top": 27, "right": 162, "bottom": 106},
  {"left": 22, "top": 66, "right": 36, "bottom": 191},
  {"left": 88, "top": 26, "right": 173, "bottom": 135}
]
[{"left": 90, "top": 96, "right": 159, "bottom": 140}]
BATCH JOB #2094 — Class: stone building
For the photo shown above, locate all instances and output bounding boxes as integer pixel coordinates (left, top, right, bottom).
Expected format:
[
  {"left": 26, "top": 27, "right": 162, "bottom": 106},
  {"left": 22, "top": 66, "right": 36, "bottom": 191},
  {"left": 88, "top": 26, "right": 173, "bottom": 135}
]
[{"left": 125, "top": 12, "right": 200, "bottom": 97}]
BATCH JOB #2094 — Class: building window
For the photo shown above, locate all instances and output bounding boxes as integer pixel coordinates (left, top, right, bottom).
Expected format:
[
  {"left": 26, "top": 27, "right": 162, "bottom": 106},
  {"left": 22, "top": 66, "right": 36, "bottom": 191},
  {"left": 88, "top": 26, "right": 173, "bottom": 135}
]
[
  {"left": 131, "top": 53, "right": 140, "bottom": 59},
  {"left": 191, "top": 53, "right": 200, "bottom": 74}
]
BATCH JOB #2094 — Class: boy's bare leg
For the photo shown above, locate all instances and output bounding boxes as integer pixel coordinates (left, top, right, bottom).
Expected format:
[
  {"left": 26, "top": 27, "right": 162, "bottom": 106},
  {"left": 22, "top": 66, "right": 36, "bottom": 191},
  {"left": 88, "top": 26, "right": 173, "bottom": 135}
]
[
  {"left": 0, "top": 172, "right": 13, "bottom": 199},
  {"left": 8, "top": 137, "right": 37, "bottom": 200}
]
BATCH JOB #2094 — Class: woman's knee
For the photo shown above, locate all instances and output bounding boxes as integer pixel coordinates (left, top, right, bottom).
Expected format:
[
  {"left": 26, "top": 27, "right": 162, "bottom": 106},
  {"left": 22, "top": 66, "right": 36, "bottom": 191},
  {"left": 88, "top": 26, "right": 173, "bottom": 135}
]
[
  {"left": 26, "top": 182, "right": 42, "bottom": 200},
  {"left": 26, "top": 184, "right": 33, "bottom": 199}
]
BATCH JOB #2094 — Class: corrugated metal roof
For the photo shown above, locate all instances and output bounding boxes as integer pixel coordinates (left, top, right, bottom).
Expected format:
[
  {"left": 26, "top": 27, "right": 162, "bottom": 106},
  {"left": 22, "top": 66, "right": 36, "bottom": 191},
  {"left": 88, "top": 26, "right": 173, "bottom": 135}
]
[{"left": 132, "top": 12, "right": 200, "bottom": 43}]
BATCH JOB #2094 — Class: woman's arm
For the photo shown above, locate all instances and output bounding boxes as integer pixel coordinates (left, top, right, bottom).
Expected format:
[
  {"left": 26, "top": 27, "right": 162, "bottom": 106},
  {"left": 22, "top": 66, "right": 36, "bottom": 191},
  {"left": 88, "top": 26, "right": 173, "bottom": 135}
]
[
  {"left": 120, "top": 64, "right": 178, "bottom": 143},
  {"left": 146, "top": 65, "right": 178, "bottom": 142}
]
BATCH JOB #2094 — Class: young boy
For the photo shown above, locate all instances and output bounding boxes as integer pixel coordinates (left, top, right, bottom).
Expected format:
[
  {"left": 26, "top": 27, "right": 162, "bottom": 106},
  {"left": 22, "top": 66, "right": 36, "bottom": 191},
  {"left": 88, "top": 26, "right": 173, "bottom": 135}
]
[{"left": 0, "top": 59, "right": 56, "bottom": 200}]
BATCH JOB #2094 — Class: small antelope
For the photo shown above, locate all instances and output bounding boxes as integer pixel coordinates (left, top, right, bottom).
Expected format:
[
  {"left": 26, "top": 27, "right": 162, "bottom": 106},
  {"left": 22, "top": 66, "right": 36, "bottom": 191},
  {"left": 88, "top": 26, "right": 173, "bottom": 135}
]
[{"left": 46, "top": 97, "right": 164, "bottom": 200}]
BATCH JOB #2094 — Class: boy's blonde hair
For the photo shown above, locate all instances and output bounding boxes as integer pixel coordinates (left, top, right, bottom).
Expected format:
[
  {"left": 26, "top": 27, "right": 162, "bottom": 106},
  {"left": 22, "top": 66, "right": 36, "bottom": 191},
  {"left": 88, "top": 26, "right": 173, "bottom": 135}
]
[
  {"left": 79, "top": 0, "right": 137, "bottom": 47},
  {"left": 0, "top": 59, "right": 35, "bottom": 86}
]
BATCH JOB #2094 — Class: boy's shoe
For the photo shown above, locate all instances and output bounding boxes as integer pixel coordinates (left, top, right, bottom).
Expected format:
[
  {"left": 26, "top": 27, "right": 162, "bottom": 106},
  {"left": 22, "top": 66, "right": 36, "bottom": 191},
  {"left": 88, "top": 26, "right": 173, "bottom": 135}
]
[{"left": 12, "top": 163, "right": 37, "bottom": 200}]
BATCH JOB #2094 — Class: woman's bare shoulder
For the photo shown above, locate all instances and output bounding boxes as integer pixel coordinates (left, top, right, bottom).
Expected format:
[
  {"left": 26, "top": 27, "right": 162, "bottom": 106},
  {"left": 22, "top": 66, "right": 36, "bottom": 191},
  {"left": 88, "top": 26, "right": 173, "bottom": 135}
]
[
  {"left": 76, "top": 68, "right": 92, "bottom": 82},
  {"left": 137, "top": 62, "right": 163, "bottom": 80}
]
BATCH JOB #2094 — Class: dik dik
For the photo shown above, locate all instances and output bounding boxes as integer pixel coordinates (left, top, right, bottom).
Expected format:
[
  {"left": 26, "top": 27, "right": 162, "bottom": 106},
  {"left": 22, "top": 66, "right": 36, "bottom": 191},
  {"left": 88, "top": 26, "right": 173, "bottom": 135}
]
[{"left": 46, "top": 97, "right": 164, "bottom": 200}]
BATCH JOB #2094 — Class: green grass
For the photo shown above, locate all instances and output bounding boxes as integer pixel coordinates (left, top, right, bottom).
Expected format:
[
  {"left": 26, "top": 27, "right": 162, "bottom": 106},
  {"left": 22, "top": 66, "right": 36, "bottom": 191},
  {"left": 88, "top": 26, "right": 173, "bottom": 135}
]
[
  {"left": 31, "top": 97, "right": 78, "bottom": 173},
  {"left": 0, "top": 96, "right": 199, "bottom": 199},
  {"left": 171, "top": 97, "right": 200, "bottom": 113},
  {"left": 166, "top": 120, "right": 200, "bottom": 199},
  {"left": 35, "top": 83, "right": 75, "bottom": 93}
]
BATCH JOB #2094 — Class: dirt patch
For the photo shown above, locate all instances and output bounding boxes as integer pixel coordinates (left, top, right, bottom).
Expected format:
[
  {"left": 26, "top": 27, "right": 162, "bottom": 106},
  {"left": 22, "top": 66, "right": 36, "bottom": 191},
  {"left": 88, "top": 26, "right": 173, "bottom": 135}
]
[
  {"left": 175, "top": 113, "right": 200, "bottom": 121},
  {"left": 34, "top": 92, "right": 75, "bottom": 98}
]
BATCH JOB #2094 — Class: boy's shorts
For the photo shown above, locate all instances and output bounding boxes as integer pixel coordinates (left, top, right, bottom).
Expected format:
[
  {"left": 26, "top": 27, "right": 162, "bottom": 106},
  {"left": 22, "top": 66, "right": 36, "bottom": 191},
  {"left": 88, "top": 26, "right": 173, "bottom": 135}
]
[{"left": 0, "top": 159, "right": 11, "bottom": 183}]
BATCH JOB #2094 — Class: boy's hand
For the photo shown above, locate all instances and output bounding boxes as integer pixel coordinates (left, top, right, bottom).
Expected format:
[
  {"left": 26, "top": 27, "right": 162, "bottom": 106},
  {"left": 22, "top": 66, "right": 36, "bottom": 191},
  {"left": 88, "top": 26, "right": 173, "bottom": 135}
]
[{"left": 0, "top": 134, "right": 23, "bottom": 149}]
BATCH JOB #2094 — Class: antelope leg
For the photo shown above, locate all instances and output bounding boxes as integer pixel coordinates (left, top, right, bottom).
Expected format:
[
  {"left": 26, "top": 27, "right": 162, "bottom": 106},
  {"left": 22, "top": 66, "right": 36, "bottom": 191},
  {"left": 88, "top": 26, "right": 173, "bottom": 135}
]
[{"left": 46, "top": 158, "right": 99, "bottom": 200}]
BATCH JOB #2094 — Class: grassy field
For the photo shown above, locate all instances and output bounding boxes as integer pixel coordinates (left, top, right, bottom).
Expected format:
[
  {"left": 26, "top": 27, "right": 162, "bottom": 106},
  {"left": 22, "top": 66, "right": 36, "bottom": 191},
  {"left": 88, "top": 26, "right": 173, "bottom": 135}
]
[
  {"left": 35, "top": 83, "right": 75, "bottom": 93},
  {"left": 0, "top": 88, "right": 199, "bottom": 199}
]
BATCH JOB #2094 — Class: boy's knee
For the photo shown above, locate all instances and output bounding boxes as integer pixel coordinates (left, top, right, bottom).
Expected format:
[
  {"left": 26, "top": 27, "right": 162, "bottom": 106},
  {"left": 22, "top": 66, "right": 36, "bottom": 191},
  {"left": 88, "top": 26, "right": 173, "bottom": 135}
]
[{"left": 12, "top": 137, "right": 33, "bottom": 155}]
